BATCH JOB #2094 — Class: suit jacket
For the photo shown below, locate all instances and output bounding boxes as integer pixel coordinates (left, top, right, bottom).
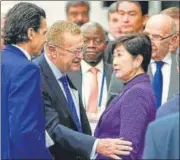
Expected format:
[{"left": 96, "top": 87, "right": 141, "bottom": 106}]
[
  {"left": 67, "top": 61, "right": 113, "bottom": 103},
  {"left": 143, "top": 113, "right": 179, "bottom": 159},
  {"left": 33, "top": 54, "right": 96, "bottom": 160},
  {"left": 94, "top": 74, "right": 156, "bottom": 160},
  {"left": 1, "top": 45, "right": 52, "bottom": 159},
  {"left": 107, "top": 54, "right": 179, "bottom": 105},
  {"left": 156, "top": 93, "right": 179, "bottom": 119}
]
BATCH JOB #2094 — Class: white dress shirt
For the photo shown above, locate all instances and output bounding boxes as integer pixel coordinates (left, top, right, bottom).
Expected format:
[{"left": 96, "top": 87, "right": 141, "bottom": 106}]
[
  {"left": 81, "top": 60, "right": 107, "bottom": 134},
  {"left": 45, "top": 53, "right": 98, "bottom": 157},
  {"left": 151, "top": 53, "right": 172, "bottom": 105}
]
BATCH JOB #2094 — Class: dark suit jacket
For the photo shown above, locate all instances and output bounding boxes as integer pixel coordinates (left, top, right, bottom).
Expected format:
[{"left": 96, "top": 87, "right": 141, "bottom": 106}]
[
  {"left": 1, "top": 45, "right": 52, "bottom": 159},
  {"left": 68, "top": 61, "right": 113, "bottom": 102},
  {"left": 107, "top": 54, "right": 179, "bottom": 105},
  {"left": 33, "top": 54, "right": 96, "bottom": 160},
  {"left": 95, "top": 74, "right": 156, "bottom": 159},
  {"left": 143, "top": 113, "right": 179, "bottom": 159}
]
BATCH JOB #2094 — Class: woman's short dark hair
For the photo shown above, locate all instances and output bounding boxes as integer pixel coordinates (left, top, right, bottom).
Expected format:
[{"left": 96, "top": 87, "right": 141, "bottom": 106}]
[
  {"left": 4, "top": 2, "right": 46, "bottom": 45},
  {"left": 113, "top": 33, "right": 152, "bottom": 72}
]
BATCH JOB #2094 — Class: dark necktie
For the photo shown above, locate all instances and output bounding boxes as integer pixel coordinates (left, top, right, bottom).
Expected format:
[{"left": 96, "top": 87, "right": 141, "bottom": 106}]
[
  {"left": 59, "top": 76, "right": 82, "bottom": 132},
  {"left": 152, "top": 61, "right": 164, "bottom": 109}
]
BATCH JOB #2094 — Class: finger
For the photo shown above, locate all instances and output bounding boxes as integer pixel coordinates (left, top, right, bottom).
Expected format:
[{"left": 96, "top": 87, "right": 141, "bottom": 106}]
[
  {"left": 117, "top": 150, "right": 131, "bottom": 156},
  {"left": 119, "top": 145, "right": 133, "bottom": 151},
  {"left": 116, "top": 139, "right": 132, "bottom": 146},
  {"left": 109, "top": 154, "right": 122, "bottom": 160}
]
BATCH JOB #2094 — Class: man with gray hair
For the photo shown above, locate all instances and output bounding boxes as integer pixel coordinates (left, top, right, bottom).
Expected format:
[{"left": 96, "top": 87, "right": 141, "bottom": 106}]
[
  {"left": 65, "top": 1, "right": 90, "bottom": 26},
  {"left": 34, "top": 20, "right": 133, "bottom": 160},
  {"left": 107, "top": 2, "right": 122, "bottom": 41}
]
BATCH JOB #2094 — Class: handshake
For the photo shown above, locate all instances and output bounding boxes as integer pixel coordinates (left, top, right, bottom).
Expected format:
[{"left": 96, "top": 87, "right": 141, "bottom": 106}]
[{"left": 95, "top": 138, "right": 133, "bottom": 159}]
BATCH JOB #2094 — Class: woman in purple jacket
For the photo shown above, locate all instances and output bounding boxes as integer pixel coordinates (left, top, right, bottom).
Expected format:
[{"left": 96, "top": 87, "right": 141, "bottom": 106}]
[{"left": 95, "top": 33, "right": 156, "bottom": 159}]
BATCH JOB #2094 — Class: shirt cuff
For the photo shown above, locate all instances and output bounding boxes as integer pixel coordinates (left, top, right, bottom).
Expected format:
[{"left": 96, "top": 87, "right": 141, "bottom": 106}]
[
  {"left": 45, "top": 130, "right": 54, "bottom": 148},
  {"left": 90, "top": 139, "right": 99, "bottom": 159}
]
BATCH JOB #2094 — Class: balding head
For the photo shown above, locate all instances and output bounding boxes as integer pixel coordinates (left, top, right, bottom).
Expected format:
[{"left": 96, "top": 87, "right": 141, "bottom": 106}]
[
  {"left": 81, "top": 22, "right": 107, "bottom": 66},
  {"left": 81, "top": 22, "right": 106, "bottom": 40},
  {"left": 146, "top": 14, "right": 176, "bottom": 35},
  {"left": 144, "top": 14, "right": 177, "bottom": 61}
]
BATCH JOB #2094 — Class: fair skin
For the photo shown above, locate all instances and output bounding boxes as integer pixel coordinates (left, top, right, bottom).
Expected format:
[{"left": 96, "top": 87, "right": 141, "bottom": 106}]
[
  {"left": 117, "top": 1, "right": 148, "bottom": 34},
  {"left": 144, "top": 14, "right": 176, "bottom": 61},
  {"left": 1, "top": 15, "right": 5, "bottom": 51},
  {"left": 17, "top": 18, "right": 48, "bottom": 57},
  {"left": 108, "top": 12, "right": 123, "bottom": 39},
  {"left": 46, "top": 31, "right": 133, "bottom": 159},
  {"left": 46, "top": 32, "right": 84, "bottom": 73},
  {"left": 113, "top": 44, "right": 144, "bottom": 82},
  {"left": 67, "top": 4, "right": 89, "bottom": 26}
]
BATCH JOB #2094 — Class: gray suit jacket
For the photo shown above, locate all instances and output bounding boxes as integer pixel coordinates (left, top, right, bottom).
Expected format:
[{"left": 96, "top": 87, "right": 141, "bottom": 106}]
[
  {"left": 33, "top": 54, "right": 96, "bottom": 160},
  {"left": 143, "top": 113, "right": 179, "bottom": 159},
  {"left": 68, "top": 62, "right": 113, "bottom": 104},
  {"left": 107, "top": 54, "right": 179, "bottom": 105}
]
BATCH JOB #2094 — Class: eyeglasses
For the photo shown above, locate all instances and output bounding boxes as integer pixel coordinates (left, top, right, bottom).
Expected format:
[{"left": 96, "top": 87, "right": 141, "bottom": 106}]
[
  {"left": 144, "top": 32, "right": 174, "bottom": 41},
  {"left": 46, "top": 42, "right": 87, "bottom": 56}
]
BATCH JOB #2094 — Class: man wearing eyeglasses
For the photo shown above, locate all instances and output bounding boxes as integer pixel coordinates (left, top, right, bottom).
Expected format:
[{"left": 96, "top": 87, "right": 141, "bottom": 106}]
[
  {"left": 107, "top": 14, "right": 179, "bottom": 109},
  {"left": 144, "top": 14, "right": 179, "bottom": 109},
  {"left": 34, "top": 20, "right": 133, "bottom": 160},
  {"left": 68, "top": 22, "right": 113, "bottom": 134}
]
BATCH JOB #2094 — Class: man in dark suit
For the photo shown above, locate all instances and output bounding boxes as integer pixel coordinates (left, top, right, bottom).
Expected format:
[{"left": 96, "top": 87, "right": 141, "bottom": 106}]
[
  {"left": 68, "top": 22, "right": 113, "bottom": 133},
  {"left": 108, "top": 14, "right": 179, "bottom": 107},
  {"left": 1, "top": 2, "right": 52, "bottom": 159},
  {"left": 143, "top": 113, "right": 179, "bottom": 159},
  {"left": 156, "top": 47, "right": 179, "bottom": 119},
  {"left": 34, "top": 20, "right": 133, "bottom": 160}
]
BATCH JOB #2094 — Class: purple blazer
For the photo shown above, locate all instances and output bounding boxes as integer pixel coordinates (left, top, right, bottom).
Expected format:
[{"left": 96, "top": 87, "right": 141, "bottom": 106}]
[{"left": 94, "top": 74, "right": 156, "bottom": 160}]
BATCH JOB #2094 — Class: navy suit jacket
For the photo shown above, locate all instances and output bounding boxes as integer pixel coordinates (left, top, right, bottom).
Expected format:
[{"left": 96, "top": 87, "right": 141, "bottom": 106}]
[
  {"left": 33, "top": 54, "right": 96, "bottom": 160},
  {"left": 143, "top": 113, "right": 179, "bottom": 159},
  {"left": 1, "top": 45, "right": 52, "bottom": 159}
]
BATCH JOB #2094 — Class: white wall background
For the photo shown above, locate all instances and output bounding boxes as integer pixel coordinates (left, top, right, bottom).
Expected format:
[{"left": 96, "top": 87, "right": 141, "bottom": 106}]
[
  {"left": 1, "top": 1, "right": 161, "bottom": 31},
  {"left": 1, "top": 1, "right": 109, "bottom": 30}
]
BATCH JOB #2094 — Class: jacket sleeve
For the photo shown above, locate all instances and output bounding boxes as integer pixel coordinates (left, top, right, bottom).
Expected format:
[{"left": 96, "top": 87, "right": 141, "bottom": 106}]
[
  {"left": 42, "top": 83, "right": 96, "bottom": 159},
  {"left": 8, "top": 64, "right": 52, "bottom": 159}
]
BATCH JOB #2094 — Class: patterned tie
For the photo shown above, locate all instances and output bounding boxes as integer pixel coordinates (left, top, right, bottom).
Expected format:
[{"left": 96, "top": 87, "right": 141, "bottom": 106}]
[
  {"left": 59, "top": 76, "right": 82, "bottom": 132},
  {"left": 152, "top": 61, "right": 164, "bottom": 109},
  {"left": 87, "top": 68, "right": 99, "bottom": 114}
]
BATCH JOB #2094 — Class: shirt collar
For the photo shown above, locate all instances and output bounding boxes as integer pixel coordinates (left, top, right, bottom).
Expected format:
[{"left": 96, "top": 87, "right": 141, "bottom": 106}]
[
  {"left": 44, "top": 53, "right": 64, "bottom": 80},
  {"left": 151, "top": 52, "right": 172, "bottom": 65},
  {"left": 81, "top": 59, "right": 104, "bottom": 73},
  {"left": 12, "top": 44, "right": 31, "bottom": 61},
  {"left": 108, "top": 33, "right": 116, "bottom": 41}
]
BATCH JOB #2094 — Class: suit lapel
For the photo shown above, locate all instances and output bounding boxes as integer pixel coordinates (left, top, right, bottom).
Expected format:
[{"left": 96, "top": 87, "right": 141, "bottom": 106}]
[{"left": 39, "top": 55, "right": 76, "bottom": 124}]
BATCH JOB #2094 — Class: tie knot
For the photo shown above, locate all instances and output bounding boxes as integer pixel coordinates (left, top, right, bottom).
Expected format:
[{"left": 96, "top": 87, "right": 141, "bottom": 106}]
[
  {"left": 90, "top": 67, "right": 98, "bottom": 74},
  {"left": 155, "top": 61, "right": 164, "bottom": 70},
  {"left": 59, "top": 76, "right": 68, "bottom": 85}
]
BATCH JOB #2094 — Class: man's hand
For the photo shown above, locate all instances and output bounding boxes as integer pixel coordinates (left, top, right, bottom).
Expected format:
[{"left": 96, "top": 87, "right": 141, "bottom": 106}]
[{"left": 96, "top": 138, "right": 133, "bottom": 159}]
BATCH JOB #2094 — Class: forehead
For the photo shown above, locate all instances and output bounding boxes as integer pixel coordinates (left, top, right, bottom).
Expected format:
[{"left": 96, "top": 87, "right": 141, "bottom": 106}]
[
  {"left": 109, "top": 12, "right": 120, "bottom": 18},
  {"left": 145, "top": 19, "right": 171, "bottom": 35},
  {"left": 83, "top": 27, "right": 105, "bottom": 38},
  {"left": 68, "top": 4, "right": 89, "bottom": 13},
  {"left": 62, "top": 32, "right": 83, "bottom": 47},
  {"left": 118, "top": 1, "right": 141, "bottom": 13}
]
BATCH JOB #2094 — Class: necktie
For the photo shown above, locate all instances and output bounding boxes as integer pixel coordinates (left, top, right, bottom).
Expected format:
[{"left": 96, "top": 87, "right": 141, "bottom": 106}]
[
  {"left": 59, "top": 76, "right": 82, "bottom": 132},
  {"left": 87, "top": 68, "right": 99, "bottom": 114},
  {"left": 152, "top": 61, "right": 164, "bottom": 109}
]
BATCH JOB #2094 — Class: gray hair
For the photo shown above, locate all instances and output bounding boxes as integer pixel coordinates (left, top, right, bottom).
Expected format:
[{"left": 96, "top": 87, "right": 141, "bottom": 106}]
[
  {"left": 108, "top": 2, "right": 118, "bottom": 19},
  {"left": 65, "top": 1, "right": 90, "bottom": 14}
]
